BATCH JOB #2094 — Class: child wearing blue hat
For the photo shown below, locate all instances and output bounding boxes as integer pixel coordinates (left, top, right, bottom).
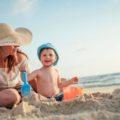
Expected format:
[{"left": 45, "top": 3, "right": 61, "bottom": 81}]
[{"left": 28, "top": 43, "right": 79, "bottom": 101}]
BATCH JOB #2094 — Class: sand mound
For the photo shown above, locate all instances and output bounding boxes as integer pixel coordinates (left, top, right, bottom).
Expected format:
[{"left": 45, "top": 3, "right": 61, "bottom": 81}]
[{"left": 0, "top": 88, "right": 120, "bottom": 120}]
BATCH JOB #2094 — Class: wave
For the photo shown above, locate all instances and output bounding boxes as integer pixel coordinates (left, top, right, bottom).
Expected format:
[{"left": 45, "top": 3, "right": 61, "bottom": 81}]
[{"left": 78, "top": 72, "right": 120, "bottom": 88}]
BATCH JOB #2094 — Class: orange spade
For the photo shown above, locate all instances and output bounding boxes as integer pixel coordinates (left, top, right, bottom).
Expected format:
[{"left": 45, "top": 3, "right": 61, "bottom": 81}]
[{"left": 63, "top": 86, "right": 84, "bottom": 101}]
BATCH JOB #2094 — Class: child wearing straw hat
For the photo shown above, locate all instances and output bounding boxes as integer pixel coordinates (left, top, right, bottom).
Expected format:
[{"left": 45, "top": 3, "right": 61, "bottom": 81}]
[
  {"left": 28, "top": 43, "right": 79, "bottom": 101},
  {"left": 0, "top": 23, "right": 32, "bottom": 108}
]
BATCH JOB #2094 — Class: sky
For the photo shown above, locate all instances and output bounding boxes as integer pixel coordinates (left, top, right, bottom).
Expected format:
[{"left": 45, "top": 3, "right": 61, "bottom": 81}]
[{"left": 1, "top": 0, "right": 120, "bottom": 78}]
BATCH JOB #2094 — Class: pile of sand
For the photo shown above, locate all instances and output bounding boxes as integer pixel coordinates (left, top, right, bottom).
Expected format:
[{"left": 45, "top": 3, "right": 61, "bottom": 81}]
[{"left": 0, "top": 88, "right": 120, "bottom": 120}]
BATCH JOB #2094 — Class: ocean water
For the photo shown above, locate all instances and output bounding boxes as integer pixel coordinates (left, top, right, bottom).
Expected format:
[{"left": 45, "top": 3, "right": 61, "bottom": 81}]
[{"left": 78, "top": 72, "right": 120, "bottom": 88}]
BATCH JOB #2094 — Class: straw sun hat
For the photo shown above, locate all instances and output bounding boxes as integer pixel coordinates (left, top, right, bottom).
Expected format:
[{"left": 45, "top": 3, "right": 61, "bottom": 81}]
[{"left": 0, "top": 23, "right": 32, "bottom": 46}]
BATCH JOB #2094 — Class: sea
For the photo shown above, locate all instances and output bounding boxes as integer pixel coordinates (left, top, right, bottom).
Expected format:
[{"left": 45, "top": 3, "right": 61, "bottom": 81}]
[{"left": 78, "top": 72, "right": 120, "bottom": 89}]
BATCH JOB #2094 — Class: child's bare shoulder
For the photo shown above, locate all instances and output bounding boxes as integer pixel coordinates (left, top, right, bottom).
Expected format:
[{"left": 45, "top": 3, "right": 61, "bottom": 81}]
[{"left": 31, "top": 68, "right": 43, "bottom": 76}]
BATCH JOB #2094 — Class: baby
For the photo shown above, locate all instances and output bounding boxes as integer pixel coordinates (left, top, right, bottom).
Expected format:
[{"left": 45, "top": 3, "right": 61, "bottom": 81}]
[{"left": 28, "top": 43, "right": 79, "bottom": 101}]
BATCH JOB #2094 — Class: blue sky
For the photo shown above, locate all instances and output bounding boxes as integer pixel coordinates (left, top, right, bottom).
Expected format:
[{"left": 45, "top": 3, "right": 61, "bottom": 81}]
[{"left": 1, "top": 0, "right": 120, "bottom": 78}]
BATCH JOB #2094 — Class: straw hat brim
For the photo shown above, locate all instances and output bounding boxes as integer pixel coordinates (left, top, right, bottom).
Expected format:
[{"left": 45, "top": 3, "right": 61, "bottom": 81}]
[{"left": 0, "top": 23, "right": 32, "bottom": 46}]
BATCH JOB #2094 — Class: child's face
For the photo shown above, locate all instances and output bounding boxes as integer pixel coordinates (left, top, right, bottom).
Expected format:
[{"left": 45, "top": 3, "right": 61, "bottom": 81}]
[{"left": 40, "top": 48, "right": 56, "bottom": 67}]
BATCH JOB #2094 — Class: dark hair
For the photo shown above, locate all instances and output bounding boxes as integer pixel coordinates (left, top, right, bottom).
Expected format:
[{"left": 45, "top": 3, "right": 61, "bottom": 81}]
[{"left": 4, "top": 49, "right": 28, "bottom": 73}]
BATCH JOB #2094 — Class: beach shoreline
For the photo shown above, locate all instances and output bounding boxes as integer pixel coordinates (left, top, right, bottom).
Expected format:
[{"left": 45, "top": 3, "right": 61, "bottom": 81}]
[{"left": 84, "top": 85, "right": 120, "bottom": 94}]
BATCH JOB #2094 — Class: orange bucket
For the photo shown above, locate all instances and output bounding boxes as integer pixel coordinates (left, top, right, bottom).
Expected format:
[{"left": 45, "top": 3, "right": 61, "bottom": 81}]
[{"left": 63, "top": 86, "right": 84, "bottom": 101}]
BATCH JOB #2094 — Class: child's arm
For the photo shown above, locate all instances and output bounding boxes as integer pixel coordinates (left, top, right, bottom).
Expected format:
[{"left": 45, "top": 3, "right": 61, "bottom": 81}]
[
  {"left": 27, "top": 70, "right": 39, "bottom": 82},
  {"left": 28, "top": 77, "right": 37, "bottom": 93},
  {"left": 27, "top": 70, "right": 40, "bottom": 93},
  {"left": 69, "top": 77, "right": 79, "bottom": 84},
  {"left": 56, "top": 69, "right": 79, "bottom": 89},
  {"left": 59, "top": 76, "right": 79, "bottom": 88}
]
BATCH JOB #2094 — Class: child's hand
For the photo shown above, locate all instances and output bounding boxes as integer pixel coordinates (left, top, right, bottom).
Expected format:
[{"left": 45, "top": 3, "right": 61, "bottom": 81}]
[{"left": 71, "top": 76, "right": 79, "bottom": 84}]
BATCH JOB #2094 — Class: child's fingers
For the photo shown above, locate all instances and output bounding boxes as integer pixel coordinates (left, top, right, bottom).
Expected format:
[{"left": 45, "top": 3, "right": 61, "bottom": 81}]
[{"left": 73, "top": 77, "right": 79, "bottom": 83}]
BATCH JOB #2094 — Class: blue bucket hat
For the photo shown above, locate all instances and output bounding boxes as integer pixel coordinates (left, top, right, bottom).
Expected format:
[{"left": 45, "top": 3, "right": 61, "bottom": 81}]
[{"left": 37, "top": 43, "right": 59, "bottom": 65}]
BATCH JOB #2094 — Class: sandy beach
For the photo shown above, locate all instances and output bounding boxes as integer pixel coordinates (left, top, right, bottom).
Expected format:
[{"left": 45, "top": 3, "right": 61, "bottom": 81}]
[
  {"left": 85, "top": 85, "right": 120, "bottom": 94},
  {"left": 0, "top": 87, "right": 120, "bottom": 120}
]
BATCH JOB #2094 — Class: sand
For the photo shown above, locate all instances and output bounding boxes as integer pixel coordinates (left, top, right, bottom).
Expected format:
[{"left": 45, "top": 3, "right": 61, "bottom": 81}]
[
  {"left": 0, "top": 87, "right": 120, "bottom": 120},
  {"left": 85, "top": 85, "right": 120, "bottom": 94}
]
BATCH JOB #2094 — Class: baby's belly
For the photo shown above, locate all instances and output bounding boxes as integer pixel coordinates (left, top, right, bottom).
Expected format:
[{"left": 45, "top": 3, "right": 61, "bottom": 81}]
[{"left": 38, "top": 87, "right": 60, "bottom": 97}]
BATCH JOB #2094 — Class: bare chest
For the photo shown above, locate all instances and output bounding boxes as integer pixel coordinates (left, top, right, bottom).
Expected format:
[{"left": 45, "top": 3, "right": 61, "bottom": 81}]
[{"left": 40, "top": 70, "right": 58, "bottom": 83}]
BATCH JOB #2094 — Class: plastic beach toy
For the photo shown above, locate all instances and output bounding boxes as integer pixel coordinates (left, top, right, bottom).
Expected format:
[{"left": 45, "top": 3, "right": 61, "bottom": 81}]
[
  {"left": 20, "top": 71, "right": 31, "bottom": 96},
  {"left": 63, "top": 86, "right": 84, "bottom": 101}
]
